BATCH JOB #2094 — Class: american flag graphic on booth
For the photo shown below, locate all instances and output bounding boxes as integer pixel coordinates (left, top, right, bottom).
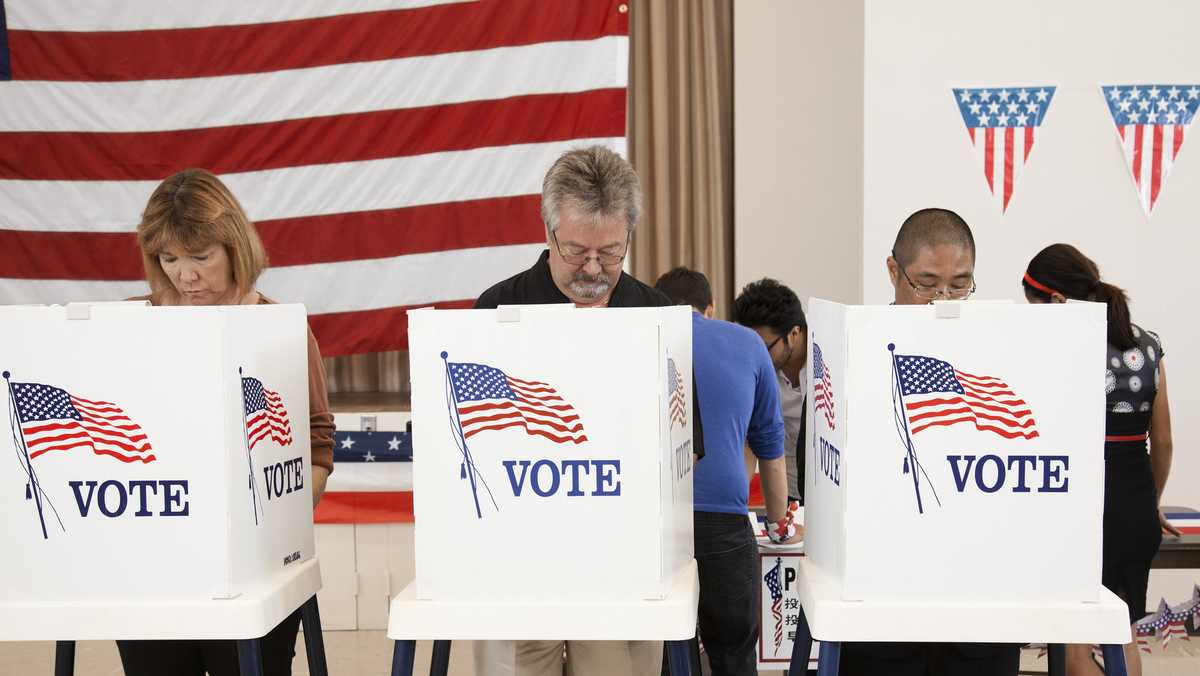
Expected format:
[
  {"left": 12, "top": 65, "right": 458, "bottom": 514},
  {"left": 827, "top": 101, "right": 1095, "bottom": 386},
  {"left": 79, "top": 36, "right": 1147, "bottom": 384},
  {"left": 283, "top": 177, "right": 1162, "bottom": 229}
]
[
  {"left": 9, "top": 380, "right": 155, "bottom": 463},
  {"left": 448, "top": 362, "right": 587, "bottom": 445},
  {"left": 812, "top": 343, "right": 835, "bottom": 430},
  {"left": 667, "top": 357, "right": 687, "bottom": 429},
  {"left": 895, "top": 354, "right": 1039, "bottom": 440},
  {"left": 764, "top": 557, "right": 784, "bottom": 653},
  {"left": 242, "top": 376, "right": 293, "bottom": 450},
  {"left": 0, "top": 0, "right": 628, "bottom": 357},
  {"left": 953, "top": 86, "right": 1056, "bottom": 212},
  {"left": 1102, "top": 84, "right": 1200, "bottom": 216}
]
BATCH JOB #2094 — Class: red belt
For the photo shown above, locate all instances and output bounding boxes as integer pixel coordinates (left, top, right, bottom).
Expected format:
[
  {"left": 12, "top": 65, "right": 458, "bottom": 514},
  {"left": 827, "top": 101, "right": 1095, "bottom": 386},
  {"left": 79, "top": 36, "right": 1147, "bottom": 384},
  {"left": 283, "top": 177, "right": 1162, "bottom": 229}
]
[{"left": 1104, "top": 434, "right": 1147, "bottom": 442}]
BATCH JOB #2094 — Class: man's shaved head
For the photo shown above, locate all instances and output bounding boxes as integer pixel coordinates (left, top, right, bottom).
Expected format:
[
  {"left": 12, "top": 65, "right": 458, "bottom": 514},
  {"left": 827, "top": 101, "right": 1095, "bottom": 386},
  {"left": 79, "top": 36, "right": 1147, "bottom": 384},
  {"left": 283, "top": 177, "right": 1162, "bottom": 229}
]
[{"left": 891, "top": 208, "right": 975, "bottom": 268}]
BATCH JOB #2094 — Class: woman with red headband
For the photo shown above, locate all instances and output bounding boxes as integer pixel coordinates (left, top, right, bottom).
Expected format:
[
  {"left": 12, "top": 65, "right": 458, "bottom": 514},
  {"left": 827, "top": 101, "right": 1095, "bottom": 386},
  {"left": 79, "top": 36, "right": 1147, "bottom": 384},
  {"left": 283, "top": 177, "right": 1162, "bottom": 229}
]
[{"left": 1023, "top": 243, "right": 1179, "bottom": 676}]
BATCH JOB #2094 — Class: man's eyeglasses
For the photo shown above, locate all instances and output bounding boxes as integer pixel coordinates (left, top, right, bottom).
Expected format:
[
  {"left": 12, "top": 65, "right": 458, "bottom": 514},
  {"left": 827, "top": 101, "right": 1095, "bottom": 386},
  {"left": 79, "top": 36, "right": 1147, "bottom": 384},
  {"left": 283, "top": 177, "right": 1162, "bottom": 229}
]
[
  {"left": 898, "top": 265, "right": 976, "bottom": 301},
  {"left": 552, "top": 232, "right": 629, "bottom": 267},
  {"left": 764, "top": 334, "right": 785, "bottom": 352}
]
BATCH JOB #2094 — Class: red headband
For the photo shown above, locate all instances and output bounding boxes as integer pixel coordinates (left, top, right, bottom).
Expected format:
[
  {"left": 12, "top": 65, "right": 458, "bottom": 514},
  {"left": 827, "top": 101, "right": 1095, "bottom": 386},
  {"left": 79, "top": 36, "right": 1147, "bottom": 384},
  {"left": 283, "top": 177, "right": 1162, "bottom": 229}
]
[{"left": 1022, "top": 272, "right": 1061, "bottom": 297}]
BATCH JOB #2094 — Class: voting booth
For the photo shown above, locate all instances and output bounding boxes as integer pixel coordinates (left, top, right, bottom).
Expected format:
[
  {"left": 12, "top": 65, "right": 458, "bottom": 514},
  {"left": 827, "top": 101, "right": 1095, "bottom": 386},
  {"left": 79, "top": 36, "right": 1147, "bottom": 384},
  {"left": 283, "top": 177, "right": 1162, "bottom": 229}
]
[
  {"left": 797, "top": 299, "right": 1130, "bottom": 647},
  {"left": 0, "top": 302, "right": 321, "bottom": 642},
  {"left": 388, "top": 304, "right": 698, "bottom": 643}
]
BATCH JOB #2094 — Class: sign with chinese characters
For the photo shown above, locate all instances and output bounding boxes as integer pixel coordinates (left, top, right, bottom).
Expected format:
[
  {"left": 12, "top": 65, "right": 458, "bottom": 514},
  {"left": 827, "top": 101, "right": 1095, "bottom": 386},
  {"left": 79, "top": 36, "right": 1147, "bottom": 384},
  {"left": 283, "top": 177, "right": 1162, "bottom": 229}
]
[{"left": 757, "top": 552, "right": 818, "bottom": 669}]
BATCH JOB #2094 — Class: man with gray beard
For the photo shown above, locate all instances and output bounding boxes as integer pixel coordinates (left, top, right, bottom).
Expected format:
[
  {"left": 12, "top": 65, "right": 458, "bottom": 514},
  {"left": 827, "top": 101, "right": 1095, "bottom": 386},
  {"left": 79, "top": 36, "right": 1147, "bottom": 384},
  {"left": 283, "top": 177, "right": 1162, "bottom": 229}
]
[
  {"left": 473, "top": 145, "right": 704, "bottom": 676},
  {"left": 476, "top": 145, "right": 669, "bottom": 310}
]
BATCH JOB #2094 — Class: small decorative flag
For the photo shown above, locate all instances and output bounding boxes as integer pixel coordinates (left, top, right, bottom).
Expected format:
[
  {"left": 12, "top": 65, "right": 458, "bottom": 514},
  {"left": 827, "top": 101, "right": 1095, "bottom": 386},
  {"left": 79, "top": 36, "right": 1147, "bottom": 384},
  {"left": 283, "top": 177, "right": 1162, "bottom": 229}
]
[
  {"left": 952, "top": 86, "right": 1056, "bottom": 212},
  {"left": 667, "top": 357, "right": 687, "bottom": 429},
  {"left": 812, "top": 343, "right": 835, "bottom": 430},
  {"left": 894, "top": 354, "right": 1038, "bottom": 440},
  {"left": 447, "top": 361, "right": 587, "bottom": 445},
  {"left": 764, "top": 557, "right": 784, "bottom": 653},
  {"left": 1101, "top": 84, "right": 1200, "bottom": 216},
  {"left": 242, "top": 376, "right": 293, "bottom": 450},
  {"left": 10, "top": 380, "right": 155, "bottom": 463}
]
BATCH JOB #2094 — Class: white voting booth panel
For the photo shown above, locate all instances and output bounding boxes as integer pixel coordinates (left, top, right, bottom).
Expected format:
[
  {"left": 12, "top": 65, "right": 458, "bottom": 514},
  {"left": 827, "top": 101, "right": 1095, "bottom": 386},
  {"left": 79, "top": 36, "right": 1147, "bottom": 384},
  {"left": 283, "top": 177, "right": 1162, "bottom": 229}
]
[
  {"left": 805, "top": 299, "right": 1108, "bottom": 605},
  {"left": 407, "top": 305, "right": 694, "bottom": 605},
  {"left": 0, "top": 303, "right": 318, "bottom": 640}
]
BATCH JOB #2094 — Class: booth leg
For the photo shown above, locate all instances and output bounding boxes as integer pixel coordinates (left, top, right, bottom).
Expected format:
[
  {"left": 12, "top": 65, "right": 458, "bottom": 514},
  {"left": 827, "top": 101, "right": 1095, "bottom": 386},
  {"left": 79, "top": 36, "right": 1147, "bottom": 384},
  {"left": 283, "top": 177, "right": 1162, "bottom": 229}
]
[
  {"left": 299, "top": 595, "right": 329, "bottom": 676},
  {"left": 1100, "top": 644, "right": 1128, "bottom": 676},
  {"left": 789, "top": 606, "right": 815, "bottom": 676},
  {"left": 53, "top": 640, "right": 75, "bottom": 676},
  {"left": 392, "top": 640, "right": 417, "bottom": 676},
  {"left": 429, "top": 640, "right": 451, "bottom": 676},
  {"left": 815, "top": 641, "right": 841, "bottom": 676},
  {"left": 236, "top": 638, "right": 264, "bottom": 676},
  {"left": 666, "top": 640, "right": 692, "bottom": 676},
  {"left": 1047, "top": 644, "right": 1066, "bottom": 676}
]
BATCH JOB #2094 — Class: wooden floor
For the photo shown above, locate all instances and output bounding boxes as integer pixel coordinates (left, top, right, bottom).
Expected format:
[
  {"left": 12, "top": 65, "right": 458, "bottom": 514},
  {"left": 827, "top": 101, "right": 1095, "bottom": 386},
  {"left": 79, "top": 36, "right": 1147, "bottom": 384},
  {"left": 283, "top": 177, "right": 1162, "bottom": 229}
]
[{"left": 2, "top": 634, "right": 1198, "bottom": 675}]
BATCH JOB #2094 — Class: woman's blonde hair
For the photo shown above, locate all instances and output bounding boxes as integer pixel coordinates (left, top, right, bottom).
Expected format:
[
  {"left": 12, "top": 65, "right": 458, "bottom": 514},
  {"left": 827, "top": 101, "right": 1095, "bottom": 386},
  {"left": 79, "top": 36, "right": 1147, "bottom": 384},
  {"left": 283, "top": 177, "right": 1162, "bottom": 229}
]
[{"left": 137, "top": 169, "right": 267, "bottom": 297}]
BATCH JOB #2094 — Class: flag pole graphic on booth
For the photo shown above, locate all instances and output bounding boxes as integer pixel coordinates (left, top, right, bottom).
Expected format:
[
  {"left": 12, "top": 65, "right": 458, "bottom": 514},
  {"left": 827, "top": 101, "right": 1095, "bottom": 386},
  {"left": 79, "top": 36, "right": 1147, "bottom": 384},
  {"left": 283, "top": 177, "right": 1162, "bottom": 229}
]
[
  {"left": 6, "top": 370, "right": 51, "bottom": 539},
  {"left": 888, "top": 345, "right": 942, "bottom": 515},
  {"left": 441, "top": 352, "right": 497, "bottom": 520},
  {"left": 239, "top": 367, "right": 263, "bottom": 525}
]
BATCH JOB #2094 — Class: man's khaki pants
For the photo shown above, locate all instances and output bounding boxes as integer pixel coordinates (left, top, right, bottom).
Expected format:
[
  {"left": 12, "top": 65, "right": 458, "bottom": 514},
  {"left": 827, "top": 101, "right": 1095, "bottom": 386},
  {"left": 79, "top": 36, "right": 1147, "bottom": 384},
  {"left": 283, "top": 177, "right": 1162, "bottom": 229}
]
[{"left": 514, "top": 640, "right": 663, "bottom": 676}]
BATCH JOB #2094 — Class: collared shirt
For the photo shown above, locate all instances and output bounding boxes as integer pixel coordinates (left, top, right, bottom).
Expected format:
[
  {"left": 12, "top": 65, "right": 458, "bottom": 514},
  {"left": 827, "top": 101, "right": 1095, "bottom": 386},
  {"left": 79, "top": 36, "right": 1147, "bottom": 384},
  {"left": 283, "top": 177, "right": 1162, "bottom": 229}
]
[
  {"left": 474, "top": 249, "right": 705, "bottom": 459},
  {"left": 475, "top": 249, "right": 672, "bottom": 309},
  {"left": 777, "top": 367, "right": 807, "bottom": 500}
]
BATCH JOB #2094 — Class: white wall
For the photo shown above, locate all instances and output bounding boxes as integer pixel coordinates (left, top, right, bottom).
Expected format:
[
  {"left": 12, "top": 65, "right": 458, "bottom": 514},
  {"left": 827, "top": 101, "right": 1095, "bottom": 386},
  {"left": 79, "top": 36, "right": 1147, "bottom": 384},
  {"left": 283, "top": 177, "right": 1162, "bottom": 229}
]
[{"left": 734, "top": 0, "right": 863, "bottom": 304}]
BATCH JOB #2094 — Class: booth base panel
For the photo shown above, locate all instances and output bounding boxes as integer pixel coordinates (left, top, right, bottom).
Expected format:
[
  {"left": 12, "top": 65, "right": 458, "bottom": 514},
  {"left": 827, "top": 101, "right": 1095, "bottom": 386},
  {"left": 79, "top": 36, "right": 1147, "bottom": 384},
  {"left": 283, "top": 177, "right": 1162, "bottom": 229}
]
[
  {"left": 388, "top": 560, "right": 699, "bottom": 641},
  {"left": 798, "top": 559, "right": 1131, "bottom": 645},
  {"left": 0, "top": 559, "right": 322, "bottom": 641}
]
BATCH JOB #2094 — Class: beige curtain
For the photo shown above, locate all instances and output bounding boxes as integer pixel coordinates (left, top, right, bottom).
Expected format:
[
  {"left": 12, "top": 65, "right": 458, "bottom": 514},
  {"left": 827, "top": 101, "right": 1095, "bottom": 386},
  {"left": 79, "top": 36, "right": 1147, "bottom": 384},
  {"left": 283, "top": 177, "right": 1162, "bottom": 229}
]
[
  {"left": 628, "top": 0, "right": 735, "bottom": 317},
  {"left": 324, "top": 351, "right": 408, "bottom": 395},
  {"left": 325, "top": 0, "right": 735, "bottom": 392}
]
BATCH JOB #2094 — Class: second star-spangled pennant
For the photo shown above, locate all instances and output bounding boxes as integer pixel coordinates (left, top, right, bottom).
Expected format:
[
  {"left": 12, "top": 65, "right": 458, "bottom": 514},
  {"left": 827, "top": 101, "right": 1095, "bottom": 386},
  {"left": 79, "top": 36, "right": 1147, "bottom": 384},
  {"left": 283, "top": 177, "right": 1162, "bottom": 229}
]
[{"left": 1102, "top": 84, "right": 1200, "bottom": 216}]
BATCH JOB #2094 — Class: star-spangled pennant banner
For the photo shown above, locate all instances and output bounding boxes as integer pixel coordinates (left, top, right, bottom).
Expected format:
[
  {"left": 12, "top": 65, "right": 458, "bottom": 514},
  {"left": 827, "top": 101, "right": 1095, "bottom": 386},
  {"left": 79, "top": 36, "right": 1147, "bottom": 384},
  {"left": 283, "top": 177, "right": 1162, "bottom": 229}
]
[
  {"left": 952, "top": 86, "right": 1056, "bottom": 212},
  {"left": 1102, "top": 84, "right": 1200, "bottom": 216}
]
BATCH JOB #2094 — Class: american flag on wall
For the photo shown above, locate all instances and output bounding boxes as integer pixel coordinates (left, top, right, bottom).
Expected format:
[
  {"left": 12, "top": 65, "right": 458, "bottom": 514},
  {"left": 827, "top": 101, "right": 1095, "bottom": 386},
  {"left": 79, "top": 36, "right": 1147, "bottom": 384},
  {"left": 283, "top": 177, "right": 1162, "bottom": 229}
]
[
  {"left": 1102, "top": 84, "right": 1200, "bottom": 216},
  {"left": 0, "top": 0, "right": 629, "bottom": 356},
  {"left": 8, "top": 380, "right": 155, "bottom": 463},
  {"left": 242, "top": 376, "right": 293, "bottom": 450},
  {"left": 952, "top": 86, "right": 1056, "bottom": 213},
  {"left": 447, "top": 361, "right": 587, "bottom": 445},
  {"left": 894, "top": 354, "right": 1039, "bottom": 440},
  {"left": 811, "top": 343, "right": 834, "bottom": 430}
]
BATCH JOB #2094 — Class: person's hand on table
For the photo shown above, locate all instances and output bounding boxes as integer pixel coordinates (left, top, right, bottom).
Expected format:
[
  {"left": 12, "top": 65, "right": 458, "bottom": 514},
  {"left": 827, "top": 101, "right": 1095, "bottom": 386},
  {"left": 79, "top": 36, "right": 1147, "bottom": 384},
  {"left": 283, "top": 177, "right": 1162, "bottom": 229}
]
[
  {"left": 1160, "top": 508, "right": 1183, "bottom": 537},
  {"left": 778, "top": 523, "right": 805, "bottom": 545}
]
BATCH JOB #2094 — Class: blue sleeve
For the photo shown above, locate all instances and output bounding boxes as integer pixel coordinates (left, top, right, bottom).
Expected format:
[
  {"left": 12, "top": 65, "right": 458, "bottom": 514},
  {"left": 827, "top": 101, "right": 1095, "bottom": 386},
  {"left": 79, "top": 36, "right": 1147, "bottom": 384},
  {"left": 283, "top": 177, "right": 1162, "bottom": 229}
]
[{"left": 746, "top": 336, "right": 785, "bottom": 459}]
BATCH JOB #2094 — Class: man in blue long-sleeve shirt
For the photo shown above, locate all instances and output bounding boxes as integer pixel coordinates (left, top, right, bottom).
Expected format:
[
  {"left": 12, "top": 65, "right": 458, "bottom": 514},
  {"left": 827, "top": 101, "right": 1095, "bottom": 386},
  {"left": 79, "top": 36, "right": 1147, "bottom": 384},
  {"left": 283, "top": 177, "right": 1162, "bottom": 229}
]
[{"left": 655, "top": 267, "right": 796, "bottom": 676}]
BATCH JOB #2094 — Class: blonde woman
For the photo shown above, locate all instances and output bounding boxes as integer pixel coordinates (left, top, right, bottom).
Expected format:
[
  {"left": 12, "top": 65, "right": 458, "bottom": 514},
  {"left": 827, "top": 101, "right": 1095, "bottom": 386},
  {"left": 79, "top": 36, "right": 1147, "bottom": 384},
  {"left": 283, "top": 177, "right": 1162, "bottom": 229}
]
[{"left": 117, "top": 169, "right": 334, "bottom": 676}]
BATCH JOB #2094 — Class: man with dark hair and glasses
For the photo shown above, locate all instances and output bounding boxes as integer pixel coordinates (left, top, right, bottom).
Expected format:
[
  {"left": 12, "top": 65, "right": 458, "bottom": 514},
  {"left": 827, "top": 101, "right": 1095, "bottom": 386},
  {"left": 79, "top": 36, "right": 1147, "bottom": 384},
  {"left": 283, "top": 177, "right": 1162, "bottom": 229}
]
[
  {"left": 841, "top": 208, "right": 1018, "bottom": 676},
  {"left": 886, "top": 207, "right": 977, "bottom": 305},
  {"left": 732, "top": 279, "right": 808, "bottom": 506},
  {"left": 474, "top": 145, "right": 703, "bottom": 676}
]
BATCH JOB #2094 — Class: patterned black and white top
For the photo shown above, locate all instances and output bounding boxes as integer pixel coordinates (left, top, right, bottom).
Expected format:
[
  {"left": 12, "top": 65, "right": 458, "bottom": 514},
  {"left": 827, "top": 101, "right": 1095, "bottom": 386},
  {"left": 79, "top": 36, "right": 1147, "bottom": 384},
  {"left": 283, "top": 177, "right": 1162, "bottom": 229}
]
[{"left": 1104, "top": 324, "right": 1164, "bottom": 451}]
